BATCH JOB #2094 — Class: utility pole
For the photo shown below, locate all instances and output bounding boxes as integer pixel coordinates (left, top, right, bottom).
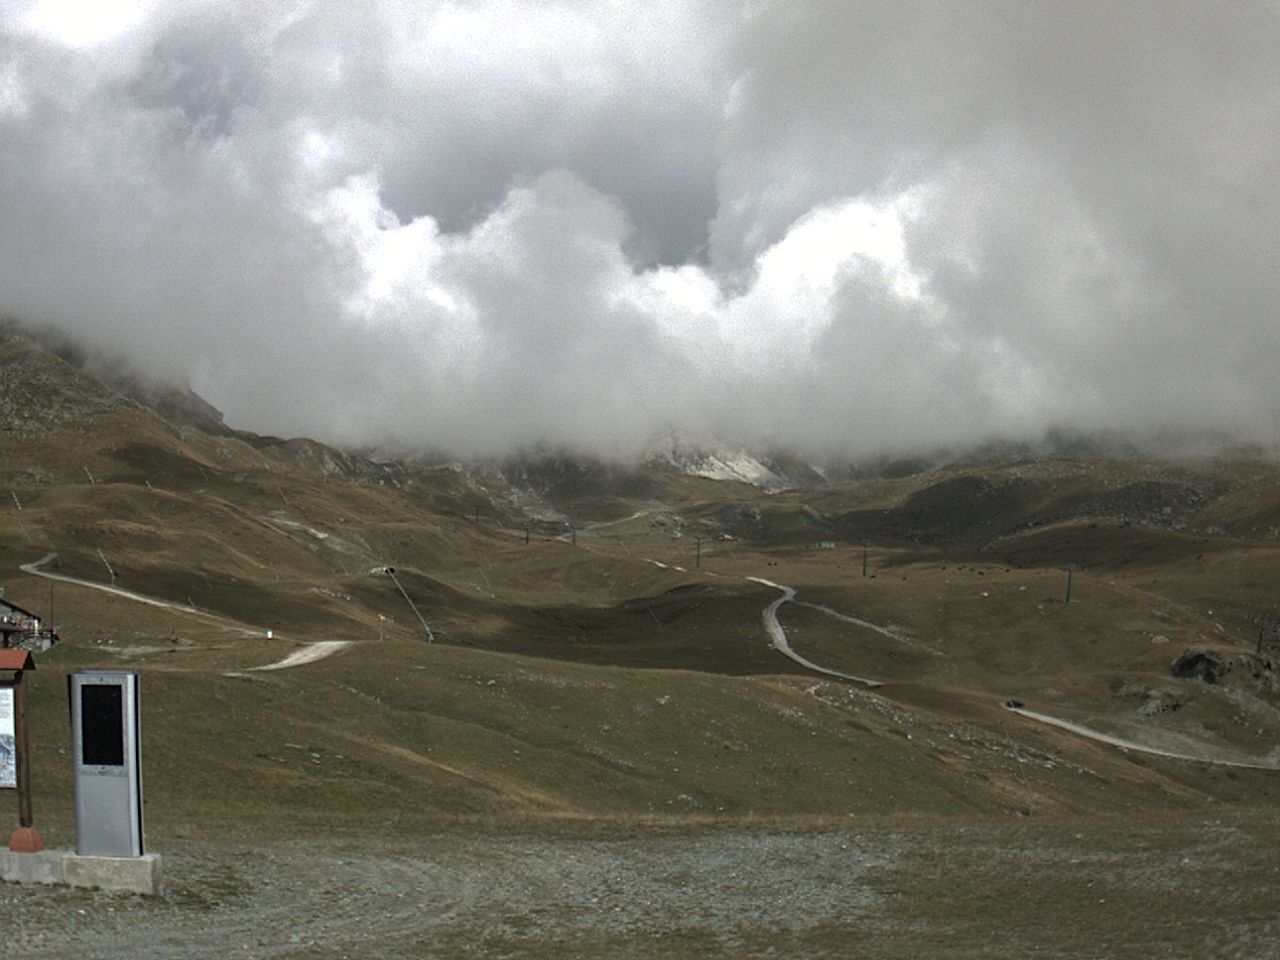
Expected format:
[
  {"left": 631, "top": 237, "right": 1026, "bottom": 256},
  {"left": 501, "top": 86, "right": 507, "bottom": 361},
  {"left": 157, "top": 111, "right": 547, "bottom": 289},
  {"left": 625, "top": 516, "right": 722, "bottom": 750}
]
[
  {"left": 696, "top": 537, "right": 702, "bottom": 568},
  {"left": 862, "top": 540, "right": 869, "bottom": 578},
  {"left": 1064, "top": 566, "right": 1075, "bottom": 604},
  {"left": 571, "top": 527, "right": 576, "bottom": 546},
  {"left": 525, "top": 522, "right": 531, "bottom": 545}
]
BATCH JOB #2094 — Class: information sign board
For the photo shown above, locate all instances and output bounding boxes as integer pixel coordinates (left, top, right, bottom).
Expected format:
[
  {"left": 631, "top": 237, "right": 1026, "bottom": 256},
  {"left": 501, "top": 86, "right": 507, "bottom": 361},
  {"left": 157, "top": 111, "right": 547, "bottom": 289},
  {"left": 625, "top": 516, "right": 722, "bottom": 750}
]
[{"left": 0, "top": 686, "right": 15, "bottom": 789}]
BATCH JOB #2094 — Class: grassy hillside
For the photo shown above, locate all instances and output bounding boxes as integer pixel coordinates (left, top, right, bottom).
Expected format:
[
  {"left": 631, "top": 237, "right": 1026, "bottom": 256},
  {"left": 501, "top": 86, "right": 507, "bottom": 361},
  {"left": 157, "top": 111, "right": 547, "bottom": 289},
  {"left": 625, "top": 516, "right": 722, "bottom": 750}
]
[{"left": 2, "top": 333, "right": 1278, "bottom": 851}]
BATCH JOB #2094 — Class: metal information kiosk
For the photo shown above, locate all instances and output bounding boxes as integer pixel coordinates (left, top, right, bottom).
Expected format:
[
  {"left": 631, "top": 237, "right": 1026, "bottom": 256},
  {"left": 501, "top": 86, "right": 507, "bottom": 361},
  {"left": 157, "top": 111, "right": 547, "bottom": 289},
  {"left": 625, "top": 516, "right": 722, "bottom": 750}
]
[{"left": 69, "top": 670, "right": 144, "bottom": 857}]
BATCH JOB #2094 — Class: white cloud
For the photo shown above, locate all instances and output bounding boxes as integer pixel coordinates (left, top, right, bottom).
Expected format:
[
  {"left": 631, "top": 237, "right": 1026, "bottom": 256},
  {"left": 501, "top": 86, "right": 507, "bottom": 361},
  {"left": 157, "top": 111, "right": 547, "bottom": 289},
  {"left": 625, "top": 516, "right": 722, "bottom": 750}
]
[
  {"left": 1, "top": 1, "right": 1279, "bottom": 460},
  {"left": 21, "top": 0, "right": 153, "bottom": 47}
]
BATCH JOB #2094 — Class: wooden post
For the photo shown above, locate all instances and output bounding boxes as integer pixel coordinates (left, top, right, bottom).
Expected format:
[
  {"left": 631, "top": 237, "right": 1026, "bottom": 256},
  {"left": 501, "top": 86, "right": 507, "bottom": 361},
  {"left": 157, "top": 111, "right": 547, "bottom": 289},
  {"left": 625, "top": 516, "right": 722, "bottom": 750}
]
[
  {"left": 14, "top": 673, "right": 31, "bottom": 829},
  {"left": 862, "top": 540, "right": 869, "bottom": 578},
  {"left": 696, "top": 537, "right": 702, "bottom": 568}
]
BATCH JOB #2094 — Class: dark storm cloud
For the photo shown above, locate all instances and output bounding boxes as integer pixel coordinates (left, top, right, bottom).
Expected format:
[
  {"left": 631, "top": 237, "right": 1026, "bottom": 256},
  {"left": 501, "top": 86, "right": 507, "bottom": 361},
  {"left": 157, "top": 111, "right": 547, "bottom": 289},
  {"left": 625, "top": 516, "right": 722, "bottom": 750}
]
[{"left": 1, "top": 1, "right": 1278, "bottom": 461}]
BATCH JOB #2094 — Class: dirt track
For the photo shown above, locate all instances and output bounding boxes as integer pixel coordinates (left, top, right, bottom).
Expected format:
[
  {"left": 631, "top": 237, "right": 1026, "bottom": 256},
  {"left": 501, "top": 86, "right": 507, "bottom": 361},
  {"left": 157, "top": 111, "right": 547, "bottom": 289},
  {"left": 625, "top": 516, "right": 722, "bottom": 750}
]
[
  {"left": 20, "top": 552, "right": 257, "bottom": 633},
  {"left": 1006, "top": 704, "right": 1280, "bottom": 771},
  {"left": 747, "top": 569, "right": 1280, "bottom": 772},
  {"left": 248, "top": 641, "right": 352, "bottom": 672},
  {"left": 747, "top": 576, "right": 883, "bottom": 687}
]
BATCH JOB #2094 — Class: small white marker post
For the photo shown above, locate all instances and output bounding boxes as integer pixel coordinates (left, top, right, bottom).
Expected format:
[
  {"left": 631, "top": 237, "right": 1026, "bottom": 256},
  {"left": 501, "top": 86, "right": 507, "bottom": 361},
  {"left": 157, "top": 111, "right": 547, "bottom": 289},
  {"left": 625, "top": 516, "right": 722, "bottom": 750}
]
[{"left": 1064, "top": 565, "right": 1081, "bottom": 604}]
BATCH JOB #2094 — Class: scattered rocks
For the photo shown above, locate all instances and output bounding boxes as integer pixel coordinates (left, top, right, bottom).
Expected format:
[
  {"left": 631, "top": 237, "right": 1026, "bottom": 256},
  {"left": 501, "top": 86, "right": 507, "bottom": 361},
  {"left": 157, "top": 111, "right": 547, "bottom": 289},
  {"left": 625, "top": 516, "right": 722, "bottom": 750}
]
[
  {"left": 1113, "top": 679, "right": 1187, "bottom": 715},
  {"left": 1235, "top": 652, "right": 1277, "bottom": 693}
]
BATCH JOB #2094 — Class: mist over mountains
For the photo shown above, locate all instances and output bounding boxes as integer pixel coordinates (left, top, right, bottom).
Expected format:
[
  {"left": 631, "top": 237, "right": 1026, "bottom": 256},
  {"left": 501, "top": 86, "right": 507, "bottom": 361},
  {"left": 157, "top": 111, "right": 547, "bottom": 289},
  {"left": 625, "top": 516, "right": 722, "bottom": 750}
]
[{"left": 2, "top": 2, "right": 1278, "bottom": 462}]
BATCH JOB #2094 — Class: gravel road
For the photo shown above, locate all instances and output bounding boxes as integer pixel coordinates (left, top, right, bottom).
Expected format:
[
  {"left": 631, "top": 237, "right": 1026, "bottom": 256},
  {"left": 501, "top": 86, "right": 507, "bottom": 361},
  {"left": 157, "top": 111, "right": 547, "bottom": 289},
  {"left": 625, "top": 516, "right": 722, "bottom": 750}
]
[
  {"left": 4, "top": 818, "right": 1277, "bottom": 959},
  {"left": 2, "top": 831, "right": 891, "bottom": 959}
]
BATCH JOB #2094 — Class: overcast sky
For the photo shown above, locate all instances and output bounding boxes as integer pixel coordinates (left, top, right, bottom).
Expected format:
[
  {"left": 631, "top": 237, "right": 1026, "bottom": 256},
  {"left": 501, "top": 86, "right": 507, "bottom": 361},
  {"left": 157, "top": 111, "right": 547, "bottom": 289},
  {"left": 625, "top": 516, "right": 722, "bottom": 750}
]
[{"left": 2, "top": 1, "right": 1278, "bottom": 460}]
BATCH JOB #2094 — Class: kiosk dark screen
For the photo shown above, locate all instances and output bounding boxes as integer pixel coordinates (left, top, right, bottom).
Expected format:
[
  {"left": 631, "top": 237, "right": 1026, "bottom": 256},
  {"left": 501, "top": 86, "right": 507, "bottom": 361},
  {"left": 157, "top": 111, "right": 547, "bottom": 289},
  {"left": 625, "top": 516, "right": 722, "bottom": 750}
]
[{"left": 81, "top": 684, "right": 124, "bottom": 766}]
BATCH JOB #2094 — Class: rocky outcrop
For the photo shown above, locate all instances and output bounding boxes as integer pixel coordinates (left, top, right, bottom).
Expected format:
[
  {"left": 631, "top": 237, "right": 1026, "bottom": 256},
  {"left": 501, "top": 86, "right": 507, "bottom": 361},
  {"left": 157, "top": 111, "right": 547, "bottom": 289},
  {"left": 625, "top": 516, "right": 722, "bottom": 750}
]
[
  {"left": 0, "top": 336, "right": 130, "bottom": 436},
  {"left": 1170, "top": 648, "right": 1230, "bottom": 684},
  {"left": 1113, "top": 679, "right": 1187, "bottom": 715}
]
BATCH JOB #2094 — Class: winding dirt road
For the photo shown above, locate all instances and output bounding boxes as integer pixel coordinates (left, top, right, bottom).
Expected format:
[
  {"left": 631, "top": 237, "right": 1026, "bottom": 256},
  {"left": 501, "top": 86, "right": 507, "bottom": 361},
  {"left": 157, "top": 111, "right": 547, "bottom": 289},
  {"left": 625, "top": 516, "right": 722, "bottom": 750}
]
[
  {"left": 19, "top": 555, "right": 204, "bottom": 616},
  {"left": 738, "top": 565, "right": 1278, "bottom": 771},
  {"left": 19, "top": 553, "right": 352, "bottom": 673},
  {"left": 746, "top": 577, "right": 883, "bottom": 687},
  {"left": 1004, "top": 704, "right": 1280, "bottom": 770}
]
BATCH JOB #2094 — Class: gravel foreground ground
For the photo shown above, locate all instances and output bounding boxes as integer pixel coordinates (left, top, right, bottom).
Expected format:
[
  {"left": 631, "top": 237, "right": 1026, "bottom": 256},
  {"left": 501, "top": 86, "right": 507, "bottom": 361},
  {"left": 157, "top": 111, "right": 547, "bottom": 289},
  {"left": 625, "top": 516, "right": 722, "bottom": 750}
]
[{"left": 3, "top": 816, "right": 1278, "bottom": 959}]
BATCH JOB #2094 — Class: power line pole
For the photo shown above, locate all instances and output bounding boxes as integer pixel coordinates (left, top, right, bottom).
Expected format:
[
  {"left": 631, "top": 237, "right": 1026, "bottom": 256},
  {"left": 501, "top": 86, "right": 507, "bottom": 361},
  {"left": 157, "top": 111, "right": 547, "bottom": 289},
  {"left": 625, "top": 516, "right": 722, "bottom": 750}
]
[{"left": 1257, "top": 614, "right": 1279, "bottom": 654}]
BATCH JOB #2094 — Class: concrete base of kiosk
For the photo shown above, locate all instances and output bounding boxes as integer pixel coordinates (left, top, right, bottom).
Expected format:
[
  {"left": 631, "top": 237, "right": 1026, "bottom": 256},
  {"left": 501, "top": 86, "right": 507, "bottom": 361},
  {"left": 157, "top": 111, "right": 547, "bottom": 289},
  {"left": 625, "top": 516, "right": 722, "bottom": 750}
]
[{"left": 0, "top": 849, "right": 163, "bottom": 895}]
